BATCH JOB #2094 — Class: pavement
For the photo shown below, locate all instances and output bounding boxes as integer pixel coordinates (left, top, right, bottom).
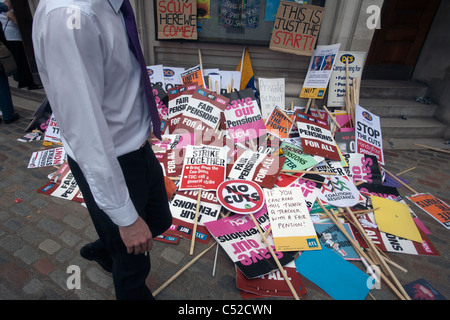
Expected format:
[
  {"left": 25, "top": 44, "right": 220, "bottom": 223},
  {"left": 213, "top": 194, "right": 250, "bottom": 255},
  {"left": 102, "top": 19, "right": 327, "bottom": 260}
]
[{"left": 1, "top": 84, "right": 450, "bottom": 308}]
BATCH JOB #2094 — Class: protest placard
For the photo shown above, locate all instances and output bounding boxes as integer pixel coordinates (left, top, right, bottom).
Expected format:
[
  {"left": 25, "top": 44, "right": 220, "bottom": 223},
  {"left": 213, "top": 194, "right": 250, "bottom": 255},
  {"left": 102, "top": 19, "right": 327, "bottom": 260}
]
[
  {"left": 168, "top": 190, "right": 222, "bottom": 244},
  {"left": 43, "top": 113, "right": 62, "bottom": 145},
  {"left": 217, "top": 180, "right": 265, "bottom": 215},
  {"left": 296, "top": 112, "right": 340, "bottom": 161},
  {"left": 264, "top": 187, "right": 321, "bottom": 252},
  {"left": 408, "top": 193, "right": 450, "bottom": 230},
  {"left": 300, "top": 44, "right": 341, "bottom": 99},
  {"left": 265, "top": 107, "right": 295, "bottom": 139},
  {"left": 179, "top": 145, "right": 227, "bottom": 191},
  {"left": 156, "top": 0, "right": 197, "bottom": 40},
  {"left": 227, "top": 149, "right": 285, "bottom": 188},
  {"left": 181, "top": 65, "right": 205, "bottom": 87},
  {"left": 236, "top": 261, "right": 307, "bottom": 298},
  {"left": 164, "top": 66, "right": 185, "bottom": 92},
  {"left": 167, "top": 83, "right": 199, "bottom": 133},
  {"left": 318, "top": 175, "right": 362, "bottom": 208},
  {"left": 258, "top": 78, "right": 285, "bottom": 120},
  {"left": 37, "top": 163, "right": 84, "bottom": 203},
  {"left": 223, "top": 88, "right": 266, "bottom": 143},
  {"left": 328, "top": 52, "right": 366, "bottom": 107},
  {"left": 314, "top": 223, "right": 360, "bottom": 260},
  {"left": 269, "top": 2, "right": 324, "bottom": 56},
  {"left": 152, "top": 83, "right": 169, "bottom": 125},
  {"left": 280, "top": 142, "right": 322, "bottom": 172},
  {"left": 28, "top": 147, "right": 66, "bottom": 169},
  {"left": 355, "top": 105, "right": 385, "bottom": 165},
  {"left": 342, "top": 153, "right": 382, "bottom": 185},
  {"left": 204, "top": 207, "right": 298, "bottom": 279},
  {"left": 334, "top": 131, "right": 356, "bottom": 154},
  {"left": 172, "top": 87, "right": 228, "bottom": 135},
  {"left": 155, "top": 148, "right": 185, "bottom": 177},
  {"left": 147, "top": 64, "right": 165, "bottom": 87}
]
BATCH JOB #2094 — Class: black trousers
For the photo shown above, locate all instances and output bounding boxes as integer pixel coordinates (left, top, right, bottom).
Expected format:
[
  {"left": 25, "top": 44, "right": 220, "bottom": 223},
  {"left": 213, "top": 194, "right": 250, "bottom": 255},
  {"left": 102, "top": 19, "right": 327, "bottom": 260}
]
[{"left": 68, "top": 142, "right": 172, "bottom": 300}]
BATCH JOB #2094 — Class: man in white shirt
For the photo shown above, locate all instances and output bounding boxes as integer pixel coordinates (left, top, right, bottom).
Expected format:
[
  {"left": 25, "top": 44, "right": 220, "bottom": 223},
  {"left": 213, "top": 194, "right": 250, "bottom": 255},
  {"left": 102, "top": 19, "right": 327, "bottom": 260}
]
[{"left": 32, "top": 0, "right": 172, "bottom": 300}]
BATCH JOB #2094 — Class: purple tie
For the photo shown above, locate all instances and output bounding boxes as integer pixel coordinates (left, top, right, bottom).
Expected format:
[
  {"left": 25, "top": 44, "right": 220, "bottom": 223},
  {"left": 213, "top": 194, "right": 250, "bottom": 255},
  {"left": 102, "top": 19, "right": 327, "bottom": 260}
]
[{"left": 121, "top": 0, "right": 162, "bottom": 140}]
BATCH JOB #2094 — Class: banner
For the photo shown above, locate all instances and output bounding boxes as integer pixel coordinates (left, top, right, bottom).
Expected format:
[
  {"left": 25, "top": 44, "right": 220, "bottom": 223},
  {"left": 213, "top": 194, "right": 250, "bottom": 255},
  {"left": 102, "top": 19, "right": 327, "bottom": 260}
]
[
  {"left": 179, "top": 145, "right": 227, "bottom": 191},
  {"left": 408, "top": 193, "right": 450, "bottom": 230},
  {"left": 355, "top": 105, "right": 384, "bottom": 165},
  {"left": 28, "top": 147, "right": 66, "bottom": 168},
  {"left": 168, "top": 190, "right": 222, "bottom": 243},
  {"left": 296, "top": 112, "right": 340, "bottom": 161},
  {"left": 269, "top": 2, "right": 324, "bottom": 56},
  {"left": 264, "top": 187, "right": 321, "bottom": 252},
  {"left": 258, "top": 78, "right": 285, "bottom": 120},
  {"left": 300, "top": 44, "right": 341, "bottom": 99},
  {"left": 156, "top": 0, "right": 197, "bottom": 40},
  {"left": 328, "top": 51, "right": 366, "bottom": 107},
  {"left": 204, "top": 207, "right": 298, "bottom": 278},
  {"left": 227, "top": 149, "right": 285, "bottom": 188},
  {"left": 223, "top": 88, "right": 266, "bottom": 143}
]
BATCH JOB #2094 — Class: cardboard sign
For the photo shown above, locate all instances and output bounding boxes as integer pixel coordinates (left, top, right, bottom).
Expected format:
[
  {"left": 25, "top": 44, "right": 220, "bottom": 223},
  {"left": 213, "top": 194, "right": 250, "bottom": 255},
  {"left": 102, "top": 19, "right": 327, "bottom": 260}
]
[
  {"left": 173, "top": 87, "right": 228, "bottom": 135},
  {"left": 258, "top": 78, "right": 285, "bottom": 120},
  {"left": 223, "top": 88, "right": 267, "bottom": 143},
  {"left": 204, "top": 207, "right": 298, "bottom": 278},
  {"left": 156, "top": 0, "right": 197, "bottom": 40},
  {"left": 355, "top": 105, "right": 384, "bottom": 165},
  {"left": 147, "top": 64, "right": 165, "bottom": 87},
  {"left": 227, "top": 149, "right": 286, "bottom": 188},
  {"left": 217, "top": 180, "right": 265, "bottom": 215},
  {"left": 264, "top": 187, "right": 321, "bottom": 252},
  {"left": 236, "top": 262, "right": 307, "bottom": 298},
  {"left": 167, "top": 83, "right": 198, "bottom": 133},
  {"left": 28, "top": 147, "right": 66, "bottom": 168},
  {"left": 180, "top": 65, "right": 205, "bottom": 87},
  {"left": 318, "top": 175, "right": 362, "bottom": 208},
  {"left": 342, "top": 153, "right": 382, "bottom": 185},
  {"left": 274, "top": 173, "right": 324, "bottom": 210},
  {"left": 328, "top": 51, "right": 366, "bottom": 107},
  {"left": 269, "top": 2, "right": 324, "bottom": 56},
  {"left": 300, "top": 44, "right": 341, "bottom": 99},
  {"left": 296, "top": 112, "right": 340, "bottom": 161},
  {"left": 37, "top": 163, "right": 84, "bottom": 203},
  {"left": 168, "top": 190, "right": 222, "bottom": 243},
  {"left": 315, "top": 223, "right": 360, "bottom": 260},
  {"left": 265, "top": 107, "right": 295, "bottom": 139},
  {"left": 408, "top": 193, "right": 450, "bottom": 229},
  {"left": 43, "top": 113, "right": 62, "bottom": 144},
  {"left": 164, "top": 66, "right": 185, "bottom": 92},
  {"left": 155, "top": 148, "right": 185, "bottom": 177},
  {"left": 280, "top": 142, "right": 322, "bottom": 171},
  {"left": 179, "top": 145, "right": 227, "bottom": 191}
]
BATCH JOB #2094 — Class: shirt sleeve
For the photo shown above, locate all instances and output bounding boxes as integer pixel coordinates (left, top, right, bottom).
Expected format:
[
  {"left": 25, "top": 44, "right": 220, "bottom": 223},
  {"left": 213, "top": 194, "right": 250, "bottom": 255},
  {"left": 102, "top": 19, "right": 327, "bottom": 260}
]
[{"left": 33, "top": 8, "right": 139, "bottom": 227}]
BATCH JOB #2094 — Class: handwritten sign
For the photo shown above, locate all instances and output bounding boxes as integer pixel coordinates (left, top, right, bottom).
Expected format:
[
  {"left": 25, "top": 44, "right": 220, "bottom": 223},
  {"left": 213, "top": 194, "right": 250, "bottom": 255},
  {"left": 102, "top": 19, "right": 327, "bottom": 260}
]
[
  {"left": 157, "top": 0, "right": 197, "bottom": 40},
  {"left": 179, "top": 145, "right": 227, "bottom": 191},
  {"left": 258, "top": 78, "right": 285, "bottom": 120},
  {"left": 269, "top": 2, "right": 324, "bottom": 56},
  {"left": 264, "top": 187, "right": 321, "bottom": 252}
]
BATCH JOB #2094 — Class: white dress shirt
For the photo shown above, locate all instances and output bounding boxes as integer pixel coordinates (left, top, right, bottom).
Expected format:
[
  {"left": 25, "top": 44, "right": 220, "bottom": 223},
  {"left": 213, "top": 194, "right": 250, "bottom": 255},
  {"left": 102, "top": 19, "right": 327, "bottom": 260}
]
[{"left": 33, "top": 0, "right": 152, "bottom": 226}]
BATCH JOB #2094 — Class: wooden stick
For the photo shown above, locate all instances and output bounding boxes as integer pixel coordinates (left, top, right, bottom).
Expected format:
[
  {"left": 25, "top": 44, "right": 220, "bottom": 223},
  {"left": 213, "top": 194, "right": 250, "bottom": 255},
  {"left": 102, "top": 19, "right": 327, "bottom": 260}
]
[
  {"left": 249, "top": 213, "right": 300, "bottom": 300},
  {"left": 189, "top": 189, "right": 203, "bottom": 255},
  {"left": 323, "top": 105, "right": 341, "bottom": 129},
  {"left": 153, "top": 242, "right": 217, "bottom": 297},
  {"left": 345, "top": 206, "right": 411, "bottom": 300},
  {"left": 384, "top": 168, "right": 418, "bottom": 194},
  {"left": 276, "top": 106, "right": 296, "bottom": 126},
  {"left": 305, "top": 98, "right": 312, "bottom": 114},
  {"left": 396, "top": 167, "right": 416, "bottom": 176},
  {"left": 414, "top": 144, "right": 450, "bottom": 154},
  {"left": 317, "top": 201, "right": 407, "bottom": 300},
  {"left": 281, "top": 169, "right": 337, "bottom": 175}
]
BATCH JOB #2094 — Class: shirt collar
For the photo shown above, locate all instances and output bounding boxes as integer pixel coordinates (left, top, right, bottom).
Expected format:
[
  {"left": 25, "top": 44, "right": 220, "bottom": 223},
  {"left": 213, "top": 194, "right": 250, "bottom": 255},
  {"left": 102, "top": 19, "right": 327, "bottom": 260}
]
[{"left": 108, "top": 0, "right": 123, "bottom": 13}]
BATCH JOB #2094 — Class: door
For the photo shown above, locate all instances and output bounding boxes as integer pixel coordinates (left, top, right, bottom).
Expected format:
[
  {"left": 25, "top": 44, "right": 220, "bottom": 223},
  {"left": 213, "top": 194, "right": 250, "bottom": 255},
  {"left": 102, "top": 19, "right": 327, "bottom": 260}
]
[{"left": 364, "top": 0, "right": 441, "bottom": 80}]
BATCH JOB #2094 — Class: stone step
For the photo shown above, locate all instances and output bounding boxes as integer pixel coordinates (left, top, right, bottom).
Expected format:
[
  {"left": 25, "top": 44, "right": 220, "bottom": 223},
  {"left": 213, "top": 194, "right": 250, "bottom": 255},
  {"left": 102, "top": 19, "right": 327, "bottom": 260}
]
[
  {"left": 359, "top": 98, "right": 437, "bottom": 118},
  {"left": 8, "top": 77, "right": 46, "bottom": 104},
  {"left": 360, "top": 79, "right": 429, "bottom": 100},
  {"left": 381, "top": 117, "right": 448, "bottom": 139},
  {"left": 382, "top": 137, "right": 450, "bottom": 151}
]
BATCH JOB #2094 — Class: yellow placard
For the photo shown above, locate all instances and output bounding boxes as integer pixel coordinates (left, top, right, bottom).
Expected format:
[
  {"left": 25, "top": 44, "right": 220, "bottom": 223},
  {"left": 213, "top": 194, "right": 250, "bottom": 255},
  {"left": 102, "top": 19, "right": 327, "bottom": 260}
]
[
  {"left": 372, "top": 196, "right": 423, "bottom": 243},
  {"left": 300, "top": 87, "right": 327, "bottom": 99}
]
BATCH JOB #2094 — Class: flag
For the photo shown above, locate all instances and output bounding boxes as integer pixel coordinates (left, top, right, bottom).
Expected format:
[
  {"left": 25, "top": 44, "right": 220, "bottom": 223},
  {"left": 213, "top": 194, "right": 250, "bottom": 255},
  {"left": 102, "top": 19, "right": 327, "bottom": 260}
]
[{"left": 236, "top": 47, "right": 259, "bottom": 99}]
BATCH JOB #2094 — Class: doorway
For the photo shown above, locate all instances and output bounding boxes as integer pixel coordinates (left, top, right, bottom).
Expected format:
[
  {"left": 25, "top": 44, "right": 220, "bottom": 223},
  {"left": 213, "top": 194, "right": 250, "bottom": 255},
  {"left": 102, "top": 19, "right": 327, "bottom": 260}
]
[{"left": 364, "top": 0, "right": 441, "bottom": 80}]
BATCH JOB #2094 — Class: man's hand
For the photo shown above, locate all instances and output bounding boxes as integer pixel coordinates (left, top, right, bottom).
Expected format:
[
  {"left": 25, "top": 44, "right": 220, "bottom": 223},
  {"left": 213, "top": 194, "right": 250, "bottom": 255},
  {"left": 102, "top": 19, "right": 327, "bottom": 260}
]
[{"left": 118, "top": 216, "right": 154, "bottom": 255}]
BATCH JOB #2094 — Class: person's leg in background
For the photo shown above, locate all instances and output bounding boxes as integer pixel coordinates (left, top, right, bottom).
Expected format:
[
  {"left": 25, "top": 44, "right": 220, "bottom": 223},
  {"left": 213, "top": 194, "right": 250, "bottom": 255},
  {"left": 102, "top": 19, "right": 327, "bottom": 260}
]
[{"left": 0, "top": 69, "right": 19, "bottom": 123}]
